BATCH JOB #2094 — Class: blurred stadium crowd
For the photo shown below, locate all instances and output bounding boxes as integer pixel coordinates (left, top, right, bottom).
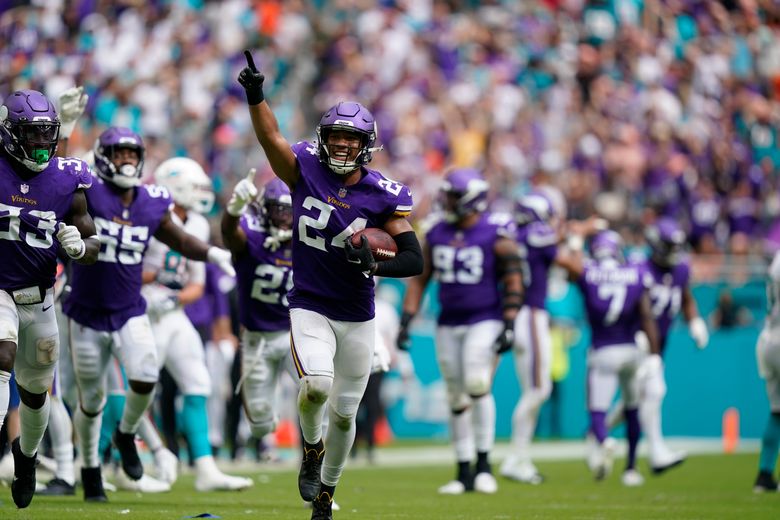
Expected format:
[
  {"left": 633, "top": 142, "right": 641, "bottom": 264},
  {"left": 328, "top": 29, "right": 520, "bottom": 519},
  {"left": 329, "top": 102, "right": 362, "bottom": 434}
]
[{"left": 3, "top": 0, "right": 780, "bottom": 259}]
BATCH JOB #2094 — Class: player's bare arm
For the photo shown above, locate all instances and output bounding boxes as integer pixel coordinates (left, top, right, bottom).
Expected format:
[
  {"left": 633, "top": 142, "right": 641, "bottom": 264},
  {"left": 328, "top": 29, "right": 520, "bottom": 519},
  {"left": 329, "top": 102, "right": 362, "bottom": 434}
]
[
  {"left": 555, "top": 246, "right": 585, "bottom": 281},
  {"left": 495, "top": 236, "right": 523, "bottom": 323},
  {"left": 155, "top": 211, "right": 212, "bottom": 261},
  {"left": 682, "top": 285, "right": 709, "bottom": 348},
  {"left": 66, "top": 189, "right": 99, "bottom": 264},
  {"left": 639, "top": 292, "right": 662, "bottom": 355},
  {"left": 221, "top": 168, "right": 256, "bottom": 254},
  {"left": 396, "top": 239, "right": 431, "bottom": 351},
  {"left": 238, "top": 50, "right": 299, "bottom": 189}
]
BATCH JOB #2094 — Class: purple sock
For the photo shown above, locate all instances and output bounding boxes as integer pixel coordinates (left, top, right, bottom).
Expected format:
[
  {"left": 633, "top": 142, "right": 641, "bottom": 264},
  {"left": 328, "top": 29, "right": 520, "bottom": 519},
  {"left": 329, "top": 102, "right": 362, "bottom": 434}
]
[
  {"left": 625, "top": 408, "right": 640, "bottom": 470},
  {"left": 590, "top": 411, "right": 608, "bottom": 443}
]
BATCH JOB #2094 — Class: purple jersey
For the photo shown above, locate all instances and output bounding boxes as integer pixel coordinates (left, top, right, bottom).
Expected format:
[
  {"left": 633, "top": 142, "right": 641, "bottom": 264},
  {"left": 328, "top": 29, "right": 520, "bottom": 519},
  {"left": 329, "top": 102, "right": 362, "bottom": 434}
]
[
  {"left": 426, "top": 212, "right": 514, "bottom": 326},
  {"left": 63, "top": 177, "right": 173, "bottom": 331},
  {"left": 638, "top": 256, "right": 691, "bottom": 351},
  {"left": 578, "top": 259, "right": 652, "bottom": 349},
  {"left": 184, "top": 263, "right": 233, "bottom": 328},
  {"left": 287, "top": 141, "right": 413, "bottom": 322},
  {"left": 516, "top": 221, "right": 558, "bottom": 309},
  {"left": 234, "top": 213, "right": 292, "bottom": 332},
  {"left": 0, "top": 155, "right": 91, "bottom": 290}
]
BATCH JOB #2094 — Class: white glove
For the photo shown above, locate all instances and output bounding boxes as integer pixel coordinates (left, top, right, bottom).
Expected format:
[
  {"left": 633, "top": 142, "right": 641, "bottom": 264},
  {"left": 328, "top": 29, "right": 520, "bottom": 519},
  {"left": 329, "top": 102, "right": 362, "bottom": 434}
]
[
  {"left": 57, "top": 222, "right": 86, "bottom": 259},
  {"left": 371, "top": 340, "right": 391, "bottom": 374},
  {"left": 226, "top": 168, "right": 258, "bottom": 216},
  {"left": 57, "top": 86, "right": 88, "bottom": 139},
  {"left": 146, "top": 294, "right": 178, "bottom": 322},
  {"left": 688, "top": 316, "right": 709, "bottom": 350},
  {"left": 636, "top": 353, "right": 663, "bottom": 382},
  {"left": 207, "top": 246, "right": 236, "bottom": 277},
  {"left": 634, "top": 330, "right": 650, "bottom": 353}
]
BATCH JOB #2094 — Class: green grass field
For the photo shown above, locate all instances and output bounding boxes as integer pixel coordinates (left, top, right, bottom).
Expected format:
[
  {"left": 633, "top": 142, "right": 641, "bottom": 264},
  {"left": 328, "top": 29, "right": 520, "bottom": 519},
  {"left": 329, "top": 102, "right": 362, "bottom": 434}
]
[{"left": 1, "top": 453, "right": 777, "bottom": 519}]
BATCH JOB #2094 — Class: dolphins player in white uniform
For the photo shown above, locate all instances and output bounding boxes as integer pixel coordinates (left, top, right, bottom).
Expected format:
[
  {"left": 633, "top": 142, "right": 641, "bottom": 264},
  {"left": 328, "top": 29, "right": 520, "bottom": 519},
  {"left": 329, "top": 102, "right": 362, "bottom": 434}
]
[
  {"left": 755, "top": 251, "right": 780, "bottom": 492},
  {"left": 141, "top": 157, "right": 252, "bottom": 492}
]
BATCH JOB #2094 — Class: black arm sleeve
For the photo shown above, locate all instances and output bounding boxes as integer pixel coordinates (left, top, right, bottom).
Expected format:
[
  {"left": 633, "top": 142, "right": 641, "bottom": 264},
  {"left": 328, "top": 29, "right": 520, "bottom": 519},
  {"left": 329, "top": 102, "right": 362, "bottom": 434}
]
[{"left": 374, "top": 230, "right": 424, "bottom": 278}]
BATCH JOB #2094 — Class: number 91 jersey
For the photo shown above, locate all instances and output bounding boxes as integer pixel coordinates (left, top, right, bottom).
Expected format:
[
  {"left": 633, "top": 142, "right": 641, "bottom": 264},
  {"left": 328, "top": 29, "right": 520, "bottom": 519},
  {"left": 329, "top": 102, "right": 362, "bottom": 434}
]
[
  {"left": 287, "top": 141, "right": 413, "bottom": 322},
  {"left": 63, "top": 175, "right": 173, "bottom": 331},
  {"left": 0, "top": 155, "right": 92, "bottom": 291},
  {"left": 235, "top": 212, "right": 292, "bottom": 332}
]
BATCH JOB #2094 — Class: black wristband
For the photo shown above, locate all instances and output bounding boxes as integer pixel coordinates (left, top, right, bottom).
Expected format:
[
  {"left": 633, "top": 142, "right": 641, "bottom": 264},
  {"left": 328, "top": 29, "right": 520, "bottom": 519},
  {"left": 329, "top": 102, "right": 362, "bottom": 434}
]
[
  {"left": 246, "top": 88, "right": 264, "bottom": 106},
  {"left": 374, "top": 231, "right": 423, "bottom": 278},
  {"left": 400, "top": 311, "right": 415, "bottom": 328}
]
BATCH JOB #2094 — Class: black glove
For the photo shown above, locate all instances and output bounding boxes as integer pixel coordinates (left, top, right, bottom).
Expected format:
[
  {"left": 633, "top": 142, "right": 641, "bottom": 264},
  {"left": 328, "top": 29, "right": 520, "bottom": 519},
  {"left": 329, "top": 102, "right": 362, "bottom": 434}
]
[
  {"left": 493, "top": 319, "right": 515, "bottom": 355},
  {"left": 396, "top": 312, "right": 414, "bottom": 351},
  {"left": 238, "top": 50, "right": 265, "bottom": 105},
  {"left": 345, "top": 235, "right": 377, "bottom": 276}
]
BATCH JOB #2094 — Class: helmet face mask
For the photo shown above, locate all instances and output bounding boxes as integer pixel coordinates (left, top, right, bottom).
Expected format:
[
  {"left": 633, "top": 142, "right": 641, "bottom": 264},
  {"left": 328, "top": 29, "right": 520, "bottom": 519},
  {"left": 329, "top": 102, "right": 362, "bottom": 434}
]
[
  {"left": 590, "top": 230, "right": 624, "bottom": 263},
  {"left": 153, "top": 157, "right": 214, "bottom": 214},
  {"left": 647, "top": 217, "right": 686, "bottom": 267},
  {"left": 260, "top": 177, "right": 292, "bottom": 241},
  {"left": 0, "top": 90, "right": 61, "bottom": 173},
  {"left": 316, "top": 102, "right": 380, "bottom": 175},
  {"left": 439, "top": 168, "right": 489, "bottom": 223},
  {"left": 94, "top": 127, "right": 145, "bottom": 189}
]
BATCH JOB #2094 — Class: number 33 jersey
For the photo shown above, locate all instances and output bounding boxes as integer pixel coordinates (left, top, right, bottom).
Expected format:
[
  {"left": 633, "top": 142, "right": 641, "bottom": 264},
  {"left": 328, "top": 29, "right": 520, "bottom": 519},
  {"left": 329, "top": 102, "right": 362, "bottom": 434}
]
[
  {"left": 288, "top": 141, "right": 413, "bottom": 322},
  {"left": 0, "top": 155, "right": 92, "bottom": 291},
  {"left": 63, "top": 175, "right": 173, "bottom": 331}
]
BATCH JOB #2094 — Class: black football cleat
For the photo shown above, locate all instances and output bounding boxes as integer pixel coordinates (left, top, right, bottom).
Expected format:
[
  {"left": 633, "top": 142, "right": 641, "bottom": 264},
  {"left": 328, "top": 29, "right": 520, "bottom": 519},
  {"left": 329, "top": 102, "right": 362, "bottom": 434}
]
[
  {"left": 754, "top": 471, "right": 779, "bottom": 493},
  {"left": 113, "top": 427, "right": 143, "bottom": 480},
  {"left": 37, "top": 477, "right": 76, "bottom": 496},
  {"left": 298, "top": 440, "right": 324, "bottom": 501},
  {"left": 311, "top": 490, "right": 334, "bottom": 520},
  {"left": 82, "top": 466, "right": 108, "bottom": 502},
  {"left": 11, "top": 438, "right": 38, "bottom": 508}
]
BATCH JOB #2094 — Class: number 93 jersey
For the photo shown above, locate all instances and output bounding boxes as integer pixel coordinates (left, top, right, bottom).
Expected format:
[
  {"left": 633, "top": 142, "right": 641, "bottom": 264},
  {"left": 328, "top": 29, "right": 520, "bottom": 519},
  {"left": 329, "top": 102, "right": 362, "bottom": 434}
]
[
  {"left": 0, "top": 155, "right": 92, "bottom": 290},
  {"left": 235, "top": 212, "right": 292, "bottom": 332},
  {"left": 425, "top": 212, "right": 512, "bottom": 326},
  {"left": 288, "top": 141, "right": 413, "bottom": 322},
  {"left": 63, "top": 175, "right": 173, "bottom": 331}
]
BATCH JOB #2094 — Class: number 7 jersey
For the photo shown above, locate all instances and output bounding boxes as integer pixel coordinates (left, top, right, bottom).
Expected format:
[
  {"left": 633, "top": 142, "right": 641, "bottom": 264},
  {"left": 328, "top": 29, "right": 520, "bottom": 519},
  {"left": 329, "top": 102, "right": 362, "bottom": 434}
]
[{"left": 287, "top": 141, "right": 413, "bottom": 322}]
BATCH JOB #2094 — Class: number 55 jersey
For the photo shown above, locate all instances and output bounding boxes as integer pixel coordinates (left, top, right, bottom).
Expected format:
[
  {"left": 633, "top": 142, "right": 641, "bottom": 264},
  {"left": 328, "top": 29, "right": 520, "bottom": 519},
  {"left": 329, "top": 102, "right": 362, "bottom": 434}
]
[
  {"left": 287, "top": 141, "right": 413, "bottom": 322},
  {"left": 63, "top": 175, "right": 173, "bottom": 331}
]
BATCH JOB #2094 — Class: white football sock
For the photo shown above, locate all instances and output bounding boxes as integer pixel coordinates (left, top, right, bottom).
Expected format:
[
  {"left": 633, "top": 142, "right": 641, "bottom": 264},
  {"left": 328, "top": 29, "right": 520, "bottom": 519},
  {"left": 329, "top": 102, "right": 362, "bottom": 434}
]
[
  {"left": 0, "top": 371, "right": 10, "bottom": 430},
  {"left": 472, "top": 394, "right": 496, "bottom": 453},
  {"left": 321, "top": 405, "right": 356, "bottom": 487},
  {"left": 48, "top": 397, "right": 75, "bottom": 484},
  {"left": 74, "top": 407, "right": 102, "bottom": 468},
  {"left": 137, "top": 415, "right": 163, "bottom": 453},
  {"left": 19, "top": 394, "right": 51, "bottom": 457},
  {"left": 119, "top": 388, "right": 155, "bottom": 434},
  {"left": 451, "top": 408, "right": 475, "bottom": 463}
]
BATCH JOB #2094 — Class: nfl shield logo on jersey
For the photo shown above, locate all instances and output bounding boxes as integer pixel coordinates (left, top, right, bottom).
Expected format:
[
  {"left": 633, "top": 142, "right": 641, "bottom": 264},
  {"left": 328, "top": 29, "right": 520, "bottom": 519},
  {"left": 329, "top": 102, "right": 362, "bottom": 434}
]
[
  {"left": 20, "top": 184, "right": 29, "bottom": 194},
  {"left": 338, "top": 187, "right": 347, "bottom": 198}
]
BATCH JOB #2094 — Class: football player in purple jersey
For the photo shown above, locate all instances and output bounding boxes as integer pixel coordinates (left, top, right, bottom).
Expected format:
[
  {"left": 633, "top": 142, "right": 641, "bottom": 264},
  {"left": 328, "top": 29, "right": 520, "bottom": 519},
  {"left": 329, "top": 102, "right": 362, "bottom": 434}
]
[
  {"left": 560, "top": 230, "right": 662, "bottom": 487},
  {"left": 239, "top": 51, "right": 423, "bottom": 519},
  {"left": 0, "top": 89, "right": 100, "bottom": 508},
  {"left": 61, "top": 126, "right": 235, "bottom": 502},
  {"left": 607, "top": 217, "right": 708, "bottom": 473},
  {"left": 221, "top": 170, "right": 298, "bottom": 454},
  {"left": 501, "top": 190, "right": 606, "bottom": 484},
  {"left": 398, "top": 168, "right": 523, "bottom": 496}
]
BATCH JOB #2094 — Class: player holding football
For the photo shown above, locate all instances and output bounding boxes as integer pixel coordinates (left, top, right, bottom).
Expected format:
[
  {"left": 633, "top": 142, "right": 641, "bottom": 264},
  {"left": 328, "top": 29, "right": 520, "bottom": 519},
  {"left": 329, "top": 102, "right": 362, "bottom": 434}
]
[
  {"left": 0, "top": 89, "right": 100, "bottom": 508},
  {"left": 238, "top": 51, "right": 424, "bottom": 519},
  {"left": 397, "top": 168, "right": 523, "bottom": 495},
  {"left": 62, "top": 126, "right": 235, "bottom": 502},
  {"left": 754, "top": 250, "right": 780, "bottom": 492},
  {"left": 140, "top": 157, "right": 252, "bottom": 492}
]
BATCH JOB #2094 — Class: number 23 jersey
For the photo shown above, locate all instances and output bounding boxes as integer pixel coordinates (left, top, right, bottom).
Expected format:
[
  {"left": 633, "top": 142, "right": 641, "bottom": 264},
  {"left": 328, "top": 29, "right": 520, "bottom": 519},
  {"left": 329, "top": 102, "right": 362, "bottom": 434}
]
[
  {"left": 63, "top": 176, "right": 173, "bottom": 331},
  {"left": 288, "top": 141, "right": 413, "bottom": 322}
]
